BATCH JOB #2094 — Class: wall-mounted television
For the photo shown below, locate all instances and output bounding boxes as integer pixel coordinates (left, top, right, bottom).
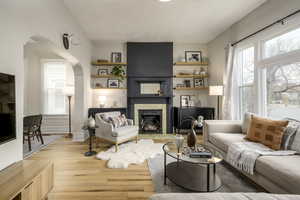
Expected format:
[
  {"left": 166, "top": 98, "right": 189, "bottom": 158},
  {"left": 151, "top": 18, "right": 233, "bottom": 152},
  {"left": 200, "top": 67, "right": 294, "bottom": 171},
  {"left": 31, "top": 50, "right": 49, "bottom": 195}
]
[{"left": 0, "top": 73, "right": 16, "bottom": 145}]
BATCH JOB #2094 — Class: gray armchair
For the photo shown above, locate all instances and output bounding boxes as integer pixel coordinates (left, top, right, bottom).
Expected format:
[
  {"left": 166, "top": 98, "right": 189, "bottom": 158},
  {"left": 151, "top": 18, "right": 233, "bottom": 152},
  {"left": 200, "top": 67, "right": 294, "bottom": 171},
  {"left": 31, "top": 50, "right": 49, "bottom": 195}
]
[{"left": 95, "top": 111, "right": 139, "bottom": 152}]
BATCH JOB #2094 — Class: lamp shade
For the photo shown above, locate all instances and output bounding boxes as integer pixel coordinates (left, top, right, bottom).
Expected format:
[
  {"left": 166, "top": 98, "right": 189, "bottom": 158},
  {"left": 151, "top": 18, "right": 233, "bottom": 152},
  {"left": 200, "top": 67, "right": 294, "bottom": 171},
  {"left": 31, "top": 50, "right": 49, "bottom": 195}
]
[
  {"left": 209, "top": 85, "right": 223, "bottom": 96},
  {"left": 98, "top": 96, "right": 107, "bottom": 103},
  {"left": 64, "top": 86, "right": 74, "bottom": 96}
]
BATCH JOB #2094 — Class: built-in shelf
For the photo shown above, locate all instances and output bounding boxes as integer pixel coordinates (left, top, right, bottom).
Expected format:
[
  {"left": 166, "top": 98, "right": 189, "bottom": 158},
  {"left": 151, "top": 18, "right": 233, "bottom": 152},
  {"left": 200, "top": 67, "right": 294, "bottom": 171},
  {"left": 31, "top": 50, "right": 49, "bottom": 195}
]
[
  {"left": 93, "top": 88, "right": 127, "bottom": 90},
  {"left": 173, "top": 87, "right": 208, "bottom": 91},
  {"left": 173, "top": 74, "right": 208, "bottom": 78},
  {"left": 91, "top": 75, "right": 127, "bottom": 78},
  {"left": 174, "top": 62, "right": 208, "bottom": 66},
  {"left": 91, "top": 61, "right": 127, "bottom": 66}
]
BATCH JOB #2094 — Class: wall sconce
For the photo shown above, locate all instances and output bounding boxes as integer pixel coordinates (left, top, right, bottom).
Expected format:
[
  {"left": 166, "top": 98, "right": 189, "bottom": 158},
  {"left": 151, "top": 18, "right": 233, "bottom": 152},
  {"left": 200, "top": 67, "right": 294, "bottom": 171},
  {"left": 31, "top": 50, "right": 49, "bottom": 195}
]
[{"left": 62, "top": 33, "right": 80, "bottom": 50}]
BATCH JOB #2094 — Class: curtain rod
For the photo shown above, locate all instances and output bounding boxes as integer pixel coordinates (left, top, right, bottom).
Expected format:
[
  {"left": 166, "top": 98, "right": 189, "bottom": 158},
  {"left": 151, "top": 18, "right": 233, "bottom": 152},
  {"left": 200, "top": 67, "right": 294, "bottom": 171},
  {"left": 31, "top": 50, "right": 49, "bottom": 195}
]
[{"left": 231, "top": 9, "right": 300, "bottom": 47}]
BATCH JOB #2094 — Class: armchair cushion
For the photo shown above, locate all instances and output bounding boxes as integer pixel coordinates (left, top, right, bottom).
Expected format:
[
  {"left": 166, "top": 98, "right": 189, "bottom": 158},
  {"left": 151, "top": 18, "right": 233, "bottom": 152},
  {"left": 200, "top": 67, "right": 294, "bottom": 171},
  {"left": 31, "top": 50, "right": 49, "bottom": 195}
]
[{"left": 112, "top": 126, "right": 139, "bottom": 137}]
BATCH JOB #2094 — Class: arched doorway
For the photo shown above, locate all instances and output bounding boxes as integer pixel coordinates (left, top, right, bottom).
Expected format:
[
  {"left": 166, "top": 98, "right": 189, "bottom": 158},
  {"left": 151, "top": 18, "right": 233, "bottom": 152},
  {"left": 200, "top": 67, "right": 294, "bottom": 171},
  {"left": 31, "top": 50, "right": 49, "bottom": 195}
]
[{"left": 23, "top": 35, "right": 85, "bottom": 156}]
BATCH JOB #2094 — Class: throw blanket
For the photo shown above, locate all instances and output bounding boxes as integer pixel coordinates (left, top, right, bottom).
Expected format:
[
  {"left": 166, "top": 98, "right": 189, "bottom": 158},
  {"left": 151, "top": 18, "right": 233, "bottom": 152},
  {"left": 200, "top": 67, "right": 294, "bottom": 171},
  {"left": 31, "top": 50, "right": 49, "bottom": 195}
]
[{"left": 226, "top": 142, "right": 296, "bottom": 175}]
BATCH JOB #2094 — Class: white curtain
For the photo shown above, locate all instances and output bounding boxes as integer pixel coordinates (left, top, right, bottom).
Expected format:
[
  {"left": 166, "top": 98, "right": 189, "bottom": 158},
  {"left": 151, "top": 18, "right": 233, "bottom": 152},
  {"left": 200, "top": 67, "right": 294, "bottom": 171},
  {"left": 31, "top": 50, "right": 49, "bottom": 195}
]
[{"left": 222, "top": 44, "right": 238, "bottom": 120}]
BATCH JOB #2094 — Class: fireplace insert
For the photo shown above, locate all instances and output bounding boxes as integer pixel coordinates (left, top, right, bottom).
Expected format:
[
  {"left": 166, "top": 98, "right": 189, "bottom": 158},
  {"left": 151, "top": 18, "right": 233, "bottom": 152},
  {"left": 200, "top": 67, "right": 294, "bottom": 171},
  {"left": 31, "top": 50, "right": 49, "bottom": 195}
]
[{"left": 138, "top": 109, "right": 162, "bottom": 134}]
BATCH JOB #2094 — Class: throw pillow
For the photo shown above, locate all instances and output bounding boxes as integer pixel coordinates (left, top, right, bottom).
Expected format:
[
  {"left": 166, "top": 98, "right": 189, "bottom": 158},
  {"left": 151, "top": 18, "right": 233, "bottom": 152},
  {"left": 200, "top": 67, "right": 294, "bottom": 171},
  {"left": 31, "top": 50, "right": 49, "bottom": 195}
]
[
  {"left": 290, "top": 127, "right": 300, "bottom": 153},
  {"left": 281, "top": 118, "right": 300, "bottom": 150},
  {"left": 109, "top": 116, "right": 121, "bottom": 128},
  {"left": 242, "top": 112, "right": 254, "bottom": 134},
  {"left": 119, "top": 114, "right": 128, "bottom": 127},
  {"left": 108, "top": 115, "right": 129, "bottom": 128},
  {"left": 245, "top": 115, "right": 288, "bottom": 150}
]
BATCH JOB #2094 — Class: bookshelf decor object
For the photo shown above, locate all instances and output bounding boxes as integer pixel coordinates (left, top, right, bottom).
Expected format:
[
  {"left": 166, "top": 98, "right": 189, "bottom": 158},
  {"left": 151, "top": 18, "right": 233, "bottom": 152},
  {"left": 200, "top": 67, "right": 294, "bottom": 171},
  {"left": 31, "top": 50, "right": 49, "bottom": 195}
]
[{"left": 91, "top": 57, "right": 127, "bottom": 89}]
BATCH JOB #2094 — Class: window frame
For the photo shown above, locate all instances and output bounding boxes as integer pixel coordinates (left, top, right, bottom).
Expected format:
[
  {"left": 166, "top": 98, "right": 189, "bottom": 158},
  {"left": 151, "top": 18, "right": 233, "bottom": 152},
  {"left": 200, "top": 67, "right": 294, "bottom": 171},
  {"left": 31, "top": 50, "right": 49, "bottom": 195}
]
[
  {"left": 234, "top": 44, "right": 256, "bottom": 119},
  {"left": 41, "top": 59, "right": 68, "bottom": 115},
  {"left": 234, "top": 22, "right": 300, "bottom": 120}
]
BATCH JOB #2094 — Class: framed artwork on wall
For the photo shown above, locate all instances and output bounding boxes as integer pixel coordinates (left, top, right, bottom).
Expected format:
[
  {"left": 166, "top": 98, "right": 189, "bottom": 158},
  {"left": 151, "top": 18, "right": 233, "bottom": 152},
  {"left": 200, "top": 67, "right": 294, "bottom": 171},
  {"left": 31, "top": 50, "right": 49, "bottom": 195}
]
[
  {"left": 185, "top": 51, "right": 202, "bottom": 62},
  {"left": 107, "top": 79, "right": 120, "bottom": 88},
  {"left": 111, "top": 52, "right": 122, "bottom": 63},
  {"left": 180, "top": 95, "right": 191, "bottom": 107}
]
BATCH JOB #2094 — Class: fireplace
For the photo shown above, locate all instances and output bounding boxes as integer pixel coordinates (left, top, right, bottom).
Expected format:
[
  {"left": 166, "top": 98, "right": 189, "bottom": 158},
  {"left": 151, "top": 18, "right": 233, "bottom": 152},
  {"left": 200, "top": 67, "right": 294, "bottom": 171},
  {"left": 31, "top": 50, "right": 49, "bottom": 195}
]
[{"left": 139, "top": 109, "right": 162, "bottom": 134}]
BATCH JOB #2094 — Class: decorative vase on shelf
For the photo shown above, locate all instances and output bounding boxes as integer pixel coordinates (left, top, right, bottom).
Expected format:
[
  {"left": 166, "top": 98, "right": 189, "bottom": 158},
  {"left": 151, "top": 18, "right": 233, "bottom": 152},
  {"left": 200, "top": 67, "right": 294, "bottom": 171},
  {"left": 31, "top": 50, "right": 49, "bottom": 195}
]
[{"left": 187, "top": 120, "right": 197, "bottom": 148}]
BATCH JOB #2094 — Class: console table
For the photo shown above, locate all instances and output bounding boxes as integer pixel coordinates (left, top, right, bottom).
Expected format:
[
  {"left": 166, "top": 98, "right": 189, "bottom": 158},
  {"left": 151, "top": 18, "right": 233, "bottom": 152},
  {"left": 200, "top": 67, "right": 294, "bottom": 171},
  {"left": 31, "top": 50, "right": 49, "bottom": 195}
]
[
  {"left": 173, "top": 107, "right": 215, "bottom": 132},
  {"left": 0, "top": 160, "right": 53, "bottom": 200}
]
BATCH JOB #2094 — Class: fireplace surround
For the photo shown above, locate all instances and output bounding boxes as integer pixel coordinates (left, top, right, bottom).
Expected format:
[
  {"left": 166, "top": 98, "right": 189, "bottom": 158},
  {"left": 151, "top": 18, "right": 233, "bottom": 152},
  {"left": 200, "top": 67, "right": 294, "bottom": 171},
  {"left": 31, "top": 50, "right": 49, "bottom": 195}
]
[
  {"left": 139, "top": 109, "right": 162, "bottom": 134},
  {"left": 134, "top": 104, "right": 167, "bottom": 134}
]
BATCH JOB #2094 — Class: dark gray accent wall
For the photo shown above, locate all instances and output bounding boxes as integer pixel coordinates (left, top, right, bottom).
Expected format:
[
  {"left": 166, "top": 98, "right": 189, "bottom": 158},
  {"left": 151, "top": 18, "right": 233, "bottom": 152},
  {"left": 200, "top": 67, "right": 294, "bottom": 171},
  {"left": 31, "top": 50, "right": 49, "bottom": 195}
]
[
  {"left": 127, "top": 42, "right": 173, "bottom": 133},
  {"left": 127, "top": 42, "right": 173, "bottom": 77}
]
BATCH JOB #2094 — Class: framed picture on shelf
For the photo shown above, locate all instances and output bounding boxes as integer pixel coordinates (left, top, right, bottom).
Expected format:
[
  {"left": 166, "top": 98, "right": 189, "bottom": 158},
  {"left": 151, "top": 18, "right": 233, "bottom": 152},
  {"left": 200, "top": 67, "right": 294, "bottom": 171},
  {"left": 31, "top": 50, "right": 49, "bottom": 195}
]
[
  {"left": 185, "top": 51, "right": 202, "bottom": 62},
  {"left": 180, "top": 95, "right": 191, "bottom": 107},
  {"left": 184, "top": 80, "right": 191, "bottom": 88},
  {"left": 194, "top": 78, "right": 204, "bottom": 88},
  {"left": 111, "top": 52, "right": 122, "bottom": 63},
  {"left": 107, "top": 79, "right": 120, "bottom": 88},
  {"left": 97, "top": 68, "right": 108, "bottom": 75}
]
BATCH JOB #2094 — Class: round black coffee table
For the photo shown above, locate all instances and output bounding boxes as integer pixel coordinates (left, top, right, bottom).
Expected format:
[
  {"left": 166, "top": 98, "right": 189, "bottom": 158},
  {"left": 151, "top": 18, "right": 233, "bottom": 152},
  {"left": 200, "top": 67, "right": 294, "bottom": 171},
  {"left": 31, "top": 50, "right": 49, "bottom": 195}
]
[{"left": 163, "top": 142, "right": 223, "bottom": 192}]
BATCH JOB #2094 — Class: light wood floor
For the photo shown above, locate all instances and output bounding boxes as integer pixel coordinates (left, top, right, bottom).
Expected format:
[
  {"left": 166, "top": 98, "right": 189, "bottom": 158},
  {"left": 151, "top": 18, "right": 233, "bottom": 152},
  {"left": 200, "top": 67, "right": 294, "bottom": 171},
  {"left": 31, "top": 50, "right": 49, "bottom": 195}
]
[{"left": 26, "top": 135, "right": 202, "bottom": 200}]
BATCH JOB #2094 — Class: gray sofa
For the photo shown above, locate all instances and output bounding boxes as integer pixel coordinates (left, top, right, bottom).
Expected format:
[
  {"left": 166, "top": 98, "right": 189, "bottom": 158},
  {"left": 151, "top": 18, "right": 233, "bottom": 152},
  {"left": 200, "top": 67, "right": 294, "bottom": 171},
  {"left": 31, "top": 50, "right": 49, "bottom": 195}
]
[
  {"left": 150, "top": 193, "right": 300, "bottom": 200},
  {"left": 203, "top": 120, "right": 300, "bottom": 194}
]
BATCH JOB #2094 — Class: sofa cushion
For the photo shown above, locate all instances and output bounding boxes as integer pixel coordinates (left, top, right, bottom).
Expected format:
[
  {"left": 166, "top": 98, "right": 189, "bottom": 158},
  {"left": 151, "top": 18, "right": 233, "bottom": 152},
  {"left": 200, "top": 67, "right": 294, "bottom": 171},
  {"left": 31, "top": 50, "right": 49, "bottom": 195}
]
[
  {"left": 112, "top": 126, "right": 139, "bottom": 137},
  {"left": 209, "top": 132, "right": 246, "bottom": 152},
  {"left": 255, "top": 155, "right": 300, "bottom": 194},
  {"left": 245, "top": 115, "right": 288, "bottom": 150}
]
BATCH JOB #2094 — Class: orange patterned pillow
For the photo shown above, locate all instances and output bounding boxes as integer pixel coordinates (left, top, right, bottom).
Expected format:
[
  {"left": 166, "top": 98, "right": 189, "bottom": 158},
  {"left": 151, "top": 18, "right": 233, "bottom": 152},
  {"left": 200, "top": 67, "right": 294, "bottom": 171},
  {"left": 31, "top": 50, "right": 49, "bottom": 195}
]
[{"left": 245, "top": 115, "right": 288, "bottom": 150}]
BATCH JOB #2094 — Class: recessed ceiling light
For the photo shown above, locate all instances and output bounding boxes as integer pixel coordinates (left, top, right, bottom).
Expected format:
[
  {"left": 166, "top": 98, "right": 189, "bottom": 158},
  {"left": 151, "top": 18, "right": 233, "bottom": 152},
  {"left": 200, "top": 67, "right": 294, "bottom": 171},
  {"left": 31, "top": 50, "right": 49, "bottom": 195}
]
[{"left": 159, "top": 0, "right": 172, "bottom": 2}]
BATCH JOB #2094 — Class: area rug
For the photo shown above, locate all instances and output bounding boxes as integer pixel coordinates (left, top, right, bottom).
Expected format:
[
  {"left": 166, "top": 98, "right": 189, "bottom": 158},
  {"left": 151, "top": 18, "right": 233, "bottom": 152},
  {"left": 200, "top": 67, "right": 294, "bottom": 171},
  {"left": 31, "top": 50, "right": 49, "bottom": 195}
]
[
  {"left": 147, "top": 155, "right": 265, "bottom": 193},
  {"left": 23, "top": 135, "right": 62, "bottom": 158},
  {"left": 96, "top": 139, "right": 165, "bottom": 168}
]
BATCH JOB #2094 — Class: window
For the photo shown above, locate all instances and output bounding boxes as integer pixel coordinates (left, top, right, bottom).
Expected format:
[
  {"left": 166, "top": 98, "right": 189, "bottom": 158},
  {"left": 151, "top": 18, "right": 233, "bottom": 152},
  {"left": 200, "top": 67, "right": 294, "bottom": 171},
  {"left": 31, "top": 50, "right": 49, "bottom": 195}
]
[
  {"left": 233, "top": 25, "right": 300, "bottom": 120},
  {"left": 43, "top": 61, "right": 66, "bottom": 114},
  {"left": 236, "top": 46, "right": 255, "bottom": 119},
  {"left": 266, "top": 62, "right": 300, "bottom": 119},
  {"left": 263, "top": 27, "right": 300, "bottom": 58}
]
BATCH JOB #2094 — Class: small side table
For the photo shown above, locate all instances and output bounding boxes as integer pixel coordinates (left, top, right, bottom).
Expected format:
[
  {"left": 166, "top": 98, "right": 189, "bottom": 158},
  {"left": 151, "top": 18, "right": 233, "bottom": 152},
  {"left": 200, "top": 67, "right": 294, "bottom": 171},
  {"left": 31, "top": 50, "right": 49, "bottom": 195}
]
[{"left": 84, "top": 126, "right": 98, "bottom": 157}]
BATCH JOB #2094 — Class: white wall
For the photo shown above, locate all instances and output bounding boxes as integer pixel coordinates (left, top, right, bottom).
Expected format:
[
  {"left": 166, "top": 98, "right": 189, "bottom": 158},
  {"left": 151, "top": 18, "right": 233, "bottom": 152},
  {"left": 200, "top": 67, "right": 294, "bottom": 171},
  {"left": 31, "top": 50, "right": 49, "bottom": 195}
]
[
  {"left": 91, "top": 42, "right": 209, "bottom": 108},
  {"left": 207, "top": 0, "right": 300, "bottom": 113},
  {"left": 0, "top": 0, "right": 91, "bottom": 170}
]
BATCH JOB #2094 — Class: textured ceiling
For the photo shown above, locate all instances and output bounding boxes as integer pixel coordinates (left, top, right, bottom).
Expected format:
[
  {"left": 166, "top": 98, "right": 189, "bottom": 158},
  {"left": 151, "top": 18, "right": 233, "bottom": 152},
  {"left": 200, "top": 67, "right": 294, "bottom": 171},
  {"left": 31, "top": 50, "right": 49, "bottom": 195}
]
[{"left": 63, "top": 0, "right": 266, "bottom": 44}]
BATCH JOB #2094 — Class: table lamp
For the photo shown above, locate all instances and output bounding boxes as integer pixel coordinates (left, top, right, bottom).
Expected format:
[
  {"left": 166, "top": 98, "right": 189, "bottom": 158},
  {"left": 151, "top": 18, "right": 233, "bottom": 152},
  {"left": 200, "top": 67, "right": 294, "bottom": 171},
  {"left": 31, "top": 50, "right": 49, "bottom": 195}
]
[{"left": 98, "top": 96, "right": 107, "bottom": 108}]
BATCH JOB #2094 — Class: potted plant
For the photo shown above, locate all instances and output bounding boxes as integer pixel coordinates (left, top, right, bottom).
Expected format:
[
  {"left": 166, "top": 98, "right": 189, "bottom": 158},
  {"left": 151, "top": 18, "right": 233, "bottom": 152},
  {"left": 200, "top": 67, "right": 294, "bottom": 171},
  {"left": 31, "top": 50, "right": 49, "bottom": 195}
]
[{"left": 111, "top": 65, "right": 125, "bottom": 81}]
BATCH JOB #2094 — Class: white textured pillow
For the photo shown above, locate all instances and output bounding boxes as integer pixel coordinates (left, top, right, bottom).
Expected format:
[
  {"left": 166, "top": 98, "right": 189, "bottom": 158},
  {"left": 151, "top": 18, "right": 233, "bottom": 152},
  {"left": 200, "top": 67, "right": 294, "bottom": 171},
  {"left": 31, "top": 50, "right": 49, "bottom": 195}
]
[
  {"left": 281, "top": 119, "right": 300, "bottom": 150},
  {"left": 291, "top": 128, "right": 300, "bottom": 153},
  {"left": 242, "top": 112, "right": 254, "bottom": 134}
]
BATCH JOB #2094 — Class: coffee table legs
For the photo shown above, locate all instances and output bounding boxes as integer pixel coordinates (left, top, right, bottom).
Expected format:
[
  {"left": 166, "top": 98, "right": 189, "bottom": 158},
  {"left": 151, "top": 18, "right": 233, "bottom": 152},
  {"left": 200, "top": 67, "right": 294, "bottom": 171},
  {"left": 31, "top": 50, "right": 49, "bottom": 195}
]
[
  {"left": 207, "top": 163, "right": 217, "bottom": 191},
  {"left": 207, "top": 164, "right": 210, "bottom": 191},
  {"left": 164, "top": 151, "right": 167, "bottom": 185}
]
